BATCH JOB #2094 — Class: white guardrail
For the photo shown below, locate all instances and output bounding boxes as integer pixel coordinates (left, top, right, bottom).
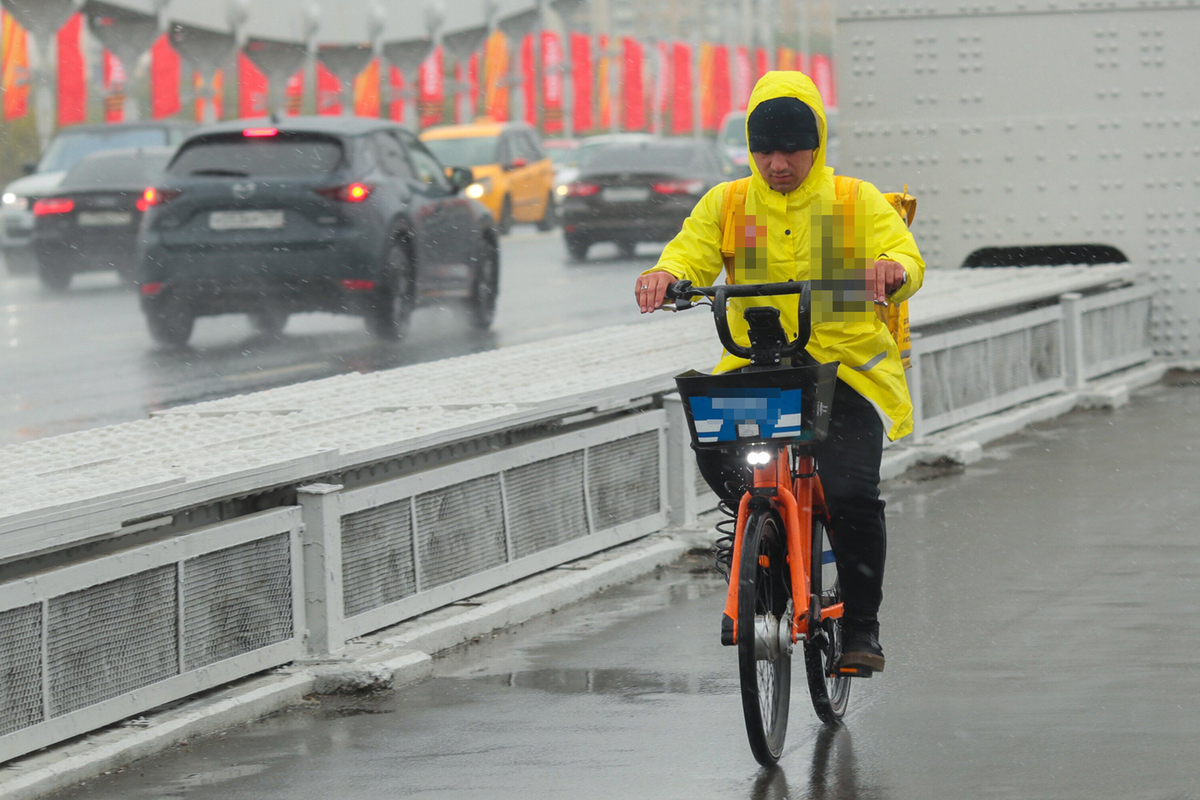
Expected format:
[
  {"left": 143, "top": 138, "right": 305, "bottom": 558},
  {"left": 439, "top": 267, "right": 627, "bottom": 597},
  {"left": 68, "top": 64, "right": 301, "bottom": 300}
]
[{"left": 0, "top": 265, "right": 1153, "bottom": 764}]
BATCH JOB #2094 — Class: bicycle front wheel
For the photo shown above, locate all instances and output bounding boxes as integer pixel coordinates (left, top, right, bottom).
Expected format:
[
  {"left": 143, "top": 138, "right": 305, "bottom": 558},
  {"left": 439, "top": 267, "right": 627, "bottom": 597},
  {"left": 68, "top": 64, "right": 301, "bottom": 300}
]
[{"left": 737, "top": 510, "right": 792, "bottom": 765}]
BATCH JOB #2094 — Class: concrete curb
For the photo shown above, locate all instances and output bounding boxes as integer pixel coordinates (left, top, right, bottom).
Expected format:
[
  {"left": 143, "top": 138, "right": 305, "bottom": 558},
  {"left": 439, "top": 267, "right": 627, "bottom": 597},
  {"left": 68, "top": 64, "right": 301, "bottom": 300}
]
[{"left": 0, "top": 535, "right": 689, "bottom": 800}]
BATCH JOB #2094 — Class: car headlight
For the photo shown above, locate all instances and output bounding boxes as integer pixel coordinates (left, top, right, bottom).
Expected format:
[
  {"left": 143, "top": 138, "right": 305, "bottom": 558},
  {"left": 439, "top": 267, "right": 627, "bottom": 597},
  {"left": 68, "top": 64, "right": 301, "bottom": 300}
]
[
  {"left": 2, "top": 193, "right": 27, "bottom": 210},
  {"left": 555, "top": 184, "right": 569, "bottom": 197},
  {"left": 465, "top": 177, "right": 492, "bottom": 200}
]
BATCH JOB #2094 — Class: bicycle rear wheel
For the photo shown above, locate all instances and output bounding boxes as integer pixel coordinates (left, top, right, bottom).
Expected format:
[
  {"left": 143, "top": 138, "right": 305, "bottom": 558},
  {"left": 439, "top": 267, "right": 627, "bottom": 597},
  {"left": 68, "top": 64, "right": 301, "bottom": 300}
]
[
  {"left": 737, "top": 510, "right": 792, "bottom": 765},
  {"left": 804, "top": 517, "right": 852, "bottom": 723}
]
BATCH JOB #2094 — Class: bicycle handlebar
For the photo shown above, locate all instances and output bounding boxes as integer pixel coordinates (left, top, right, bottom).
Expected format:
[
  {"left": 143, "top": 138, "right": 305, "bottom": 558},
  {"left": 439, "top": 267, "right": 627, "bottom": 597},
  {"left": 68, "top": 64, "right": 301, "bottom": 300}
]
[{"left": 664, "top": 279, "right": 812, "bottom": 363}]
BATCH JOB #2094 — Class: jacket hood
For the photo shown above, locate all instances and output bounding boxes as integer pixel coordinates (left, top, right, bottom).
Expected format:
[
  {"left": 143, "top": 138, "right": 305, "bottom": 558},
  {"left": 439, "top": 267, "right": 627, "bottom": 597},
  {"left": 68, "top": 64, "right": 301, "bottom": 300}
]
[{"left": 745, "top": 71, "right": 829, "bottom": 198}]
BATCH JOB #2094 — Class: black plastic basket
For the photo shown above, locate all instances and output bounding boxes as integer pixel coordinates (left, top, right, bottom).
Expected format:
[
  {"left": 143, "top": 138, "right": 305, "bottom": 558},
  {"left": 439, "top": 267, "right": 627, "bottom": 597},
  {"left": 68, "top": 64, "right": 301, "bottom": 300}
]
[{"left": 674, "top": 362, "right": 839, "bottom": 450}]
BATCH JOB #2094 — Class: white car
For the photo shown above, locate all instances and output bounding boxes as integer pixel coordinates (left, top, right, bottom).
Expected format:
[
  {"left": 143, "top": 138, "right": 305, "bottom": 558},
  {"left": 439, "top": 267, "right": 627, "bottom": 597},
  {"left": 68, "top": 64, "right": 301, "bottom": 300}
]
[{"left": 2, "top": 122, "right": 193, "bottom": 275}]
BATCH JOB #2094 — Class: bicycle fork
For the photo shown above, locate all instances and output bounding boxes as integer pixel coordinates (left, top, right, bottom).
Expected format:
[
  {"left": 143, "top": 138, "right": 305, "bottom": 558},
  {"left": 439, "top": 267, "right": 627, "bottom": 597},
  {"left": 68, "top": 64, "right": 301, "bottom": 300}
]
[{"left": 720, "top": 449, "right": 844, "bottom": 647}]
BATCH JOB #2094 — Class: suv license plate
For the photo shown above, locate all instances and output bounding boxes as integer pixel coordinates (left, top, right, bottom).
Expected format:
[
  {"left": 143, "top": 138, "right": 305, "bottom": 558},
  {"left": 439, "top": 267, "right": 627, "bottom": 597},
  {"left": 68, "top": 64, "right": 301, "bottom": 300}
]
[
  {"left": 209, "top": 210, "right": 285, "bottom": 230},
  {"left": 77, "top": 211, "right": 132, "bottom": 227},
  {"left": 602, "top": 187, "right": 649, "bottom": 203}
]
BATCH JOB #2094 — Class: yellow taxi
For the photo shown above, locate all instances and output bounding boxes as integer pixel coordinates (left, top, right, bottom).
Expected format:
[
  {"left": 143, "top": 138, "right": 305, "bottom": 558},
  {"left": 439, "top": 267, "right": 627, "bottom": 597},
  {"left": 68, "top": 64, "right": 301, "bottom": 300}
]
[{"left": 420, "top": 121, "right": 556, "bottom": 234}]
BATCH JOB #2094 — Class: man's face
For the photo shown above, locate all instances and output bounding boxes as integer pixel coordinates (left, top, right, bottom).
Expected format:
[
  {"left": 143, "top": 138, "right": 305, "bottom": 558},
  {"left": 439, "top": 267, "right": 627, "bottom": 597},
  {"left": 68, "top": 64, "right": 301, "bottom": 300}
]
[{"left": 751, "top": 149, "right": 817, "bottom": 194}]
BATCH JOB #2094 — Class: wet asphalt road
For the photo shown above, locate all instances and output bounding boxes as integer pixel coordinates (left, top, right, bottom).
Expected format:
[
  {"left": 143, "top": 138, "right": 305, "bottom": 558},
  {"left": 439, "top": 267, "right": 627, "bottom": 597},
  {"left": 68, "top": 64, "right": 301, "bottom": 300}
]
[
  {"left": 0, "top": 231, "right": 658, "bottom": 445},
  {"left": 54, "top": 383, "right": 1200, "bottom": 799}
]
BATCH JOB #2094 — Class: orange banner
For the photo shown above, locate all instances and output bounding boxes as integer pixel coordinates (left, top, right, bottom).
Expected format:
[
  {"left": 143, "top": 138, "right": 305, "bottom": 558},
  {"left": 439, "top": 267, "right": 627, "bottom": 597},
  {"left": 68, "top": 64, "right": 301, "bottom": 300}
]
[
  {"left": 193, "top": 69, "right": 224, "bottom": 121},
  {"left": 483, "top": 30, "right": 509, "bottom": 121},
  {"left": 353, "top": 57, "right": 380, "bottom": 117},
  {"left": 697, "top": 43, "right": 714, "bottom": 132},
  {"left": 2, "top": 11, "right": 30, "bottom": 121},
  {"left": 597, "top": 34, "right": 610, "bottom": 129}
]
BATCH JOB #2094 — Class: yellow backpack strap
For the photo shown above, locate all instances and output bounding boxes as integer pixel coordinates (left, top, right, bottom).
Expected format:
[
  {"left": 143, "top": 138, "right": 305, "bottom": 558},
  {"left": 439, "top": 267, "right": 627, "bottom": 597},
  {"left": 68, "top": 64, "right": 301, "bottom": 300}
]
[
  {"left": 833, "top": 174, "right": 861, "bottom": 202},
  {"left": 718, "top": 177, "right": 749, "bottom": 283}
]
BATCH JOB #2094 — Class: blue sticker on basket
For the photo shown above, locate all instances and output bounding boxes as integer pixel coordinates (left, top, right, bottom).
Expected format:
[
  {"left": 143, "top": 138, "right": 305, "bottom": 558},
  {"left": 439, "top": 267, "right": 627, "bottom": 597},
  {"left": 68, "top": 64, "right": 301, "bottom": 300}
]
[{"left": 688, "top": 388, "right": 803, "bottom": 443}]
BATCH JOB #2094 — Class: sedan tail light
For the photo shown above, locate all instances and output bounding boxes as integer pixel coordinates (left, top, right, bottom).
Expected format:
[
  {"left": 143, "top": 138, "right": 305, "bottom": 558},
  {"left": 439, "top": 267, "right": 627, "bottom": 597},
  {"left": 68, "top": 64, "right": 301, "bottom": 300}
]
[
  {"left": 32, "top": 198, "right": 75, "bottom": 216},
  {"left": 138, "top": 187, "right": 182, "bottom": 211},
  {"left": 315, "top": 183, "right": 372, "bottom": 203},
  {"left": 565, "top": 182, "right": 601, "bottom": 198},
  {"left": 652, "top": 179, "right": 706, "bottom": 196}
]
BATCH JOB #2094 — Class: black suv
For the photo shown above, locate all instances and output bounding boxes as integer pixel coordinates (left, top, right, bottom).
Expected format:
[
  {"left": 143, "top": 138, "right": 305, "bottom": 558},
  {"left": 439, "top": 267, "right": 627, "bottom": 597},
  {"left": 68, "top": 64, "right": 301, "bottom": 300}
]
[{"left": 137, "top": 117, "right": 498, "bottom": 346}]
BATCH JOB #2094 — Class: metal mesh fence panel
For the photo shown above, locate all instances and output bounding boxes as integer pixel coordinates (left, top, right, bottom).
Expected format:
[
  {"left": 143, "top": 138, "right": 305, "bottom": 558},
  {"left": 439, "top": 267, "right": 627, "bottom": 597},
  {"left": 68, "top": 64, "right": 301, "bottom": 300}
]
[
  {"left": 922, "top": 339, "right": 992, "bottom": 421},
  {"left": 991, "top": 329, "right": 1031, "bottom": 396},
  {"left": 505, "top": 452, "right": 588, "bottom": 559},
  {"left": 0, "top": 603, "right": 43, "bottom": 736},
  {"left": 1029, "top": 321, "right": 1063, "bottom": 382},
  {"left": 341, "top": 499, "right": 417, "bottom": 617},
  {"left": 587, "top": 432, "right": 661, "bottom": 530},
  {"left": 182, "top": 534, "right": 294, "bottom": 672},
  {"left": 47, "top": 566, "right": 178, "bottom": 717},
  {"left": 1082, "top": 299, "right": 1150, "bottom": 372},
  {"left": 415, "top": 475, "right": 508, "bottom": 589}
]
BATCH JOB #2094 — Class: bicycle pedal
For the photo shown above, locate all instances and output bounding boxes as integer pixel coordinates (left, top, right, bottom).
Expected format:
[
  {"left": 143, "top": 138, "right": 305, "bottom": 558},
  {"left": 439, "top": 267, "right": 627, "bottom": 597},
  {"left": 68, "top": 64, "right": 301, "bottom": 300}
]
[{"left": 832, "top": 664, "right": 873, "bottom": 678}]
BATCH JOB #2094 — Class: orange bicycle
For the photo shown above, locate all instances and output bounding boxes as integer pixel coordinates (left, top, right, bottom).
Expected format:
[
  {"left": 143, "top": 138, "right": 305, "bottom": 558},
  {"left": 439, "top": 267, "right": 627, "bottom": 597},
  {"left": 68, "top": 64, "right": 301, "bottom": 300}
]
[{"left": 666, "top": 279, "right": 858, "bottom": 764}]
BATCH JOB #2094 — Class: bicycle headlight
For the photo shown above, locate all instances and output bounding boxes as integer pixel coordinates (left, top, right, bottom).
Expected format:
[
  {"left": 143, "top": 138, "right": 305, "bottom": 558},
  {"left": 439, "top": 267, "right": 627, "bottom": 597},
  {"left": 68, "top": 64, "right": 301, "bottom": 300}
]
[{"left": 746, "top": 450, "right": 772, "bottom": 466}]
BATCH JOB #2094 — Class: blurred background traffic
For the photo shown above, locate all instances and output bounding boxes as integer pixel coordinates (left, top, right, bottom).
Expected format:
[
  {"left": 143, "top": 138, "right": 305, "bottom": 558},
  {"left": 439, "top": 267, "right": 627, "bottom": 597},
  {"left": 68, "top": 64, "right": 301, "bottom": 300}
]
[{"left": 0, "top": 0, "right": 839, "bottom": 442}]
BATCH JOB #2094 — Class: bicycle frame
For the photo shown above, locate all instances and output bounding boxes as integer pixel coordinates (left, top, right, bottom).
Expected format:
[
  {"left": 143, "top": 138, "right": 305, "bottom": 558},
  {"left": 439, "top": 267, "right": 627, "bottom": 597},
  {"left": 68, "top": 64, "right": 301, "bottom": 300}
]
[{"left": 722, "top": 445, "right": 844, "bottom": 646}]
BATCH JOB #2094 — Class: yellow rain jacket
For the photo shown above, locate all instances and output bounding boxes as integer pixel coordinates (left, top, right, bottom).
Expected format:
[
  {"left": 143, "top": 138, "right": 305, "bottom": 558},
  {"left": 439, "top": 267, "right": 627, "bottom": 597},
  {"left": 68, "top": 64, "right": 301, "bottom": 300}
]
[{"left": 647, "top": 71, "right": 925, "bottom": 440}]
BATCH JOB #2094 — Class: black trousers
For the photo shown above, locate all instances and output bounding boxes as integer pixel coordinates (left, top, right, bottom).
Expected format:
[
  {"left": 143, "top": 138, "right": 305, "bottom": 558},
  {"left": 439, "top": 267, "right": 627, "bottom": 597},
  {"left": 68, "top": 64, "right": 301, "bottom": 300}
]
[{"left": 695, "top": 379, "right": 887, "bottom": 627}]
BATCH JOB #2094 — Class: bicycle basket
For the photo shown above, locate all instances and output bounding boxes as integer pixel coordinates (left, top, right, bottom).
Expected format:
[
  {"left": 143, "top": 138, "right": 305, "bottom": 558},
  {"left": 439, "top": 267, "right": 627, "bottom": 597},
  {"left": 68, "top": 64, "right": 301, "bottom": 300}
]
[{"left": 674, "top": 362, "right": 839, "bottom": 449}]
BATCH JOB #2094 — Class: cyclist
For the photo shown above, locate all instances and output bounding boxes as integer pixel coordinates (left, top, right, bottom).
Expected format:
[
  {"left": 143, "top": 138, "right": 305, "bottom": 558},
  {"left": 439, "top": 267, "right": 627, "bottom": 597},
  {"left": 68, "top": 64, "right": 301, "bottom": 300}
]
[{"left": 635, "top": 71, "right": 924, "bottom": 673}]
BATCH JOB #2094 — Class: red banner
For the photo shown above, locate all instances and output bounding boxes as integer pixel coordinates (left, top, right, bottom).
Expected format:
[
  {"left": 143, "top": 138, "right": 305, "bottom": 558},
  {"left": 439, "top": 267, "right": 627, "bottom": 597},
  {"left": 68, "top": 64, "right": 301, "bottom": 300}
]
[
  {"left": 483, "top": 31, "right": 508, "bottom": 122},
  {"left": 570, "top": 33, "right": 592, "bottom": 133},
  {"left": 468, "top": 51, "right": 480, "bottom": 119},
  {"left": 621, "top": 37, "right": 645, "bottom": 131},
  {"left": 733, "top": 45, "right": 751, "bottom": 111},
  {"left": 541, "top": 31, "right": 563, "bottom": 134},
  {"left": 670, "top": 42, "right": 692, "bottom": 135},
  {"left": 419, "top": 46, "right": 443, "bottom": 128},
  {"left": 755, "top": 47, "right": 770, "bottom": 81},
  {"left": 810, "top": 54, "right": 836, "bottom": 110},
  {"left": 285, "top": 70, "right": 303, "bottom": 116},
  {"left": 238, "top": 53, "right": 268, "bottom": 118},
  {"left": 712, "top": 45, "right": 731, "bottom": 129},
  {"left": 57, "top": 14, "right": 86, "bottom": 126},
  {"left": 354, "top": 58, "right": 380, "bottom": 117},
  {"left": 520, "top": 34, "right": 536, "bottom": 127},
  {"left": 151, "top": 34, "right": 181, "bottom": 119},
  {"left": 316, "top": 62, "right": 341, "bottom": 115},
  {"left": 103, "top": 50, "right": 125, "bottom": 123},
  {"left": 388, "top": 64, "right": 404, "bottom": 123},
  {"left": 452, "top": 61, "right": 462, "bottom": 123}
]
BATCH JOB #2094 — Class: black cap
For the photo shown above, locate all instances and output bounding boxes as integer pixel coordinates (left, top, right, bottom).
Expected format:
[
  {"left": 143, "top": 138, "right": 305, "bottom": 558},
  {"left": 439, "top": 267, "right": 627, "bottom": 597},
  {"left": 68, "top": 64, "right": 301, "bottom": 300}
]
[{"left": 746, "top": 97, "right": 820, "bottom": 153}]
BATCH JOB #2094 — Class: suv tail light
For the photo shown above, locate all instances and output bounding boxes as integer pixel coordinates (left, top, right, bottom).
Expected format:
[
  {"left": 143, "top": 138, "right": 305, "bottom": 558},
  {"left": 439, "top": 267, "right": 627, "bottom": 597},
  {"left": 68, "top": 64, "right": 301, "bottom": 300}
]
[
  {"left": 138, "top": 187, "right": 182, "bottom": 211},
  {"left": 315, "top": 183, "right": 372, "bottom": 203},
  {"left": 565, "top": 182, "right": 601, "bottom": 197},
  {"left": 243, "top": 127, "right": 278, "bottom": 137},
  {"left": 652, "top": 179, "right": 706, "bottom": 195},
  {"left": 32, "top": 198, "right": 74, "bottom": 216}
]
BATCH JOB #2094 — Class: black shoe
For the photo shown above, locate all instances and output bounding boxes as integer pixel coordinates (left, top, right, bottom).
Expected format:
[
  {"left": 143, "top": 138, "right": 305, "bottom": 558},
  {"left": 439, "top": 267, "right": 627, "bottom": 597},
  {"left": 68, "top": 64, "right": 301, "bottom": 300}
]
[{"left": 839, "top": 622, "right": 885, "bottom": 673}]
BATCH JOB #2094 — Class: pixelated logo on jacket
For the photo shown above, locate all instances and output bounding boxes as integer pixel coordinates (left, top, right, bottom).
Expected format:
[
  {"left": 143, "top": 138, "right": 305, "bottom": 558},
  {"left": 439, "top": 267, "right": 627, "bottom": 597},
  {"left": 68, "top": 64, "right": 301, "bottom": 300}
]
[
  {"left": 733, "top": 207, "right": 769, "bottom": 282},
  {"left": 811, "top": 195, "right": 874, "bottom": 323}
]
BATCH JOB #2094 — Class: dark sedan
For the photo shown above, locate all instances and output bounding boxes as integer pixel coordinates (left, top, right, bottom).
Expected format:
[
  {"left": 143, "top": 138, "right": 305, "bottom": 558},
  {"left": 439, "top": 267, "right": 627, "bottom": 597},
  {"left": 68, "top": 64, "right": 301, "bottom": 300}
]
[
  {"left": 559, "top": 139, "right": 727, "bottom": 262},
  {"left": 32, "top": 146, "right": 174, "bottom": 291},
  {"left": 137, "top": 117, "right": 497, "bottom": 347}
]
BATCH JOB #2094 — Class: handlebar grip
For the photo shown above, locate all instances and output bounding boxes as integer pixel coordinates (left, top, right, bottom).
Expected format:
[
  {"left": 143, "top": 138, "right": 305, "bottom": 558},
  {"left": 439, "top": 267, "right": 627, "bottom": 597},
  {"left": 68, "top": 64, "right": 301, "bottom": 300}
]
[{"left": 664, "top": 279, "right": 693, "bottom": 301}]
